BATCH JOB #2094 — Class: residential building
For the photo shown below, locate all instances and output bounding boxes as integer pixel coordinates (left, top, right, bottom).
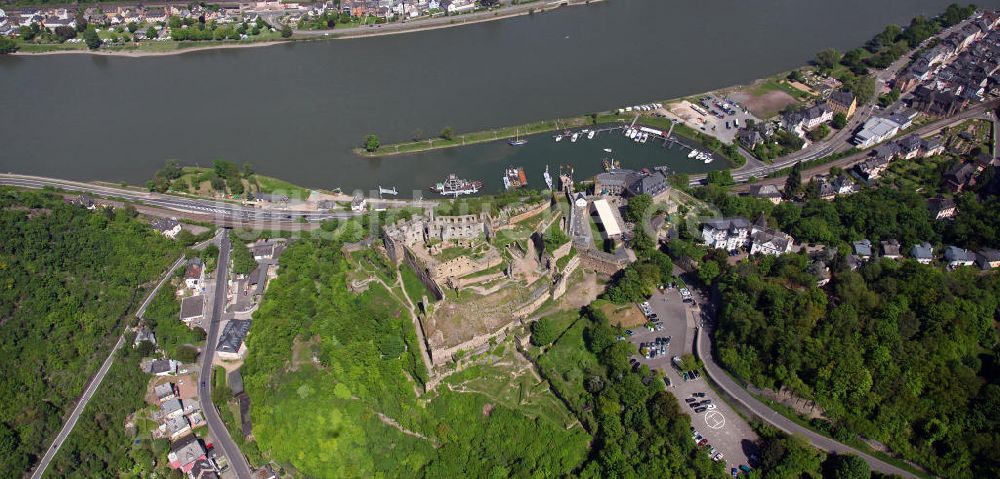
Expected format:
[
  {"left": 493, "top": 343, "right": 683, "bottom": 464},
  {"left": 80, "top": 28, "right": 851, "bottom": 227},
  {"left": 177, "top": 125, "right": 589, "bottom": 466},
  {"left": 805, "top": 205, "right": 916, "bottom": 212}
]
[
  {"left": 179, "top": 295, "right": 205, "bottom": 326},
  {"left": 910, "top": 86, "right": 966, "bottom": 116},
  {"left": 827, "top": 90, "right": 857, "bottom": 118},
  {"left": 217, "top": 320, "right": 252, "bottom": 361},
  {"left": 184, "top": 259, "right": 205, "bottom": 291},
  {"left": 134, "top": 326, "right": 156, "bottom": 348},
  {"left": 188, "top": 459, "right": 219, "bottom": 479},
  {"left": 911, "top": 242, "right": 934, "bottom": 264},
  {"left": 160, "top": 398, "right": 185, "bottom": 419},
  {"left": 854, "top": 117, "right": 900, "bottom": 148},
  {"left": 701, "top": 217, "right": 751, "bottom": 251},
  {"left": 149, "top": 359, "right": 178, "bottom": 376},
  {"left": 154, "top": 382, "right": 176, "bottom": 403},
  {"left": 852, "top": 157, "right": 891, "bottom": 184},
  {"left": 921, "top": 136, "right": 945, "bottom": 156},
  {"left": 151, "top": 218, "right": 182, "bottom": 238},
  {"left": 167, "top": 436, "right": 206, "bottom": 473},
  {"left": 250, "top": 241, "right": 281, "bottom": 261},
  {"left": 872, "top": 142, "right": 901, "bottom": 161},
  {"left": 852, "top": 239, "right": 873, "bottom": 260},
  {"left": 944, "top": 246, "right": 976, "bottom": 268},
  {"left": 817, "top": 176, "right": 857, "bottom": 200},
  {"left": 944, "top": 162, "right": 979, "bottom": 192},
  {"left": 881, "top": 240, "right": 903, "bottom": 259},
  {"left": 590, "top": 199, "right": 623, "bottom": 240},
  {"left": 927, "top": 197, "right": 958, "bottom": 219},
  {"left": 164, "top": 415, "right": 192, "bottom": 440},
  {"left": 897, "top": 134, "right": 923, "bottom": 159},
  {"left": 748, "top": 184, "right": 783, "bottom": 204},
  {"left": 975, "top": 248, "right": 1000, "bottom": 269},
  {"left": 748, "top": 215, "right": 794, "bottom": 256}
]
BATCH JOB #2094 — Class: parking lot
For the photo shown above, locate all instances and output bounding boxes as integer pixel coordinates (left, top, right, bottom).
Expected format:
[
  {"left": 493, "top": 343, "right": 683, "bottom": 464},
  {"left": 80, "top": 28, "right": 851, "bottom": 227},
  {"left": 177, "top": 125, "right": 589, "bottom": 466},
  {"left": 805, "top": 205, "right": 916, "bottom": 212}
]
[
  {"left": 663, "top": 93, "right": 760, "bottom": 145},
  {"left": 626, "top": 286, "right": 758, "bottom": 472}
]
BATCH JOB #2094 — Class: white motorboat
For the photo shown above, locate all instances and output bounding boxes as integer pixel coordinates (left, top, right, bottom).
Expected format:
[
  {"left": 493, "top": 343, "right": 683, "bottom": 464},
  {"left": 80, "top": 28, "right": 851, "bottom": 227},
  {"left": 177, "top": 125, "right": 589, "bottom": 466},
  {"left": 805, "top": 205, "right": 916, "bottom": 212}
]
[
  {"left": 555, "top": 135, "right": 563, "bottom": 142},
  {"left": 688, "top": 149, "right": 699, "bottom": 159},
  {"left": 587, "top": 130, "right": 596, "bottom": 140},
  {"left": 571, "top": 133, "right": 579, "bottom": 142}
]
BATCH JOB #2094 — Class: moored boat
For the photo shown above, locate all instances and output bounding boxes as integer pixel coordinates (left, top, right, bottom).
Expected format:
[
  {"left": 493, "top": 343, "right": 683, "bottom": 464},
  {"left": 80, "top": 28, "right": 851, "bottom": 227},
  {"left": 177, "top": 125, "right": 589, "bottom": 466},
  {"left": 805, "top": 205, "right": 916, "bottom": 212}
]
[{"left": 432, "top": 174, "right": 482, "bottom": 197}]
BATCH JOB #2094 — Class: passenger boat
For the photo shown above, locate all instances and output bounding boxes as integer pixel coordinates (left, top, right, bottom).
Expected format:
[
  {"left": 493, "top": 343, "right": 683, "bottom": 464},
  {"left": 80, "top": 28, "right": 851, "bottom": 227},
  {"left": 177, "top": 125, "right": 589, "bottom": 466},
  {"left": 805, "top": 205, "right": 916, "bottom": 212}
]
[
  {"left": 503, "top": 166, "right": 528, "bottom": 190},
  {"left": 432, "top": 174, "right": 482, "bottom": 197},
  {"left": 543, "top": 165, "right": 553, "bottom": 190}
]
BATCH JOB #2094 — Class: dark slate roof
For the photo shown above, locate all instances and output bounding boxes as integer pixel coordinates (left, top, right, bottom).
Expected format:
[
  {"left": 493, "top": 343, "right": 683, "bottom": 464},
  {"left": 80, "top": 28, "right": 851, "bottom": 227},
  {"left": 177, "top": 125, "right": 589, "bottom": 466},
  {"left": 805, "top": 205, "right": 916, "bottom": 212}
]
[
  {"left": 852, "top": 239, "right": 873, "bottom": 257},
  {"left": 217, "top": 320, "right": 252, "bottom": 355},
  {"left": 829, "top": 90, "right": 855, "bottom": 107},
  {"left": 180, "top": 295, "right": 204, "bottom": 319}
]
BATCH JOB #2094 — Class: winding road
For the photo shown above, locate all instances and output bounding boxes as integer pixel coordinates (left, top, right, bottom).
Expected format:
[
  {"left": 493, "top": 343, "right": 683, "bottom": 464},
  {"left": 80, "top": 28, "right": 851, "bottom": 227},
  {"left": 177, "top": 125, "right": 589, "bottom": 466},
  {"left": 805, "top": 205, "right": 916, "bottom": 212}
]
[
  {"left": 30, "top": 255, "right": 187, "bottom": 479},
  {"left": 197, "top": 232, "right": 254, "bottom": 479}
]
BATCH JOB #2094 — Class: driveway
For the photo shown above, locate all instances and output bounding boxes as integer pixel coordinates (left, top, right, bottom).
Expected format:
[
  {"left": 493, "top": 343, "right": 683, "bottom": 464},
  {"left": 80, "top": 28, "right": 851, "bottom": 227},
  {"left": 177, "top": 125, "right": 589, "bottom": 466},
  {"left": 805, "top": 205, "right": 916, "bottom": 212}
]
[{"left": 626, "top": 287, "right": 758, "bottom": 470}]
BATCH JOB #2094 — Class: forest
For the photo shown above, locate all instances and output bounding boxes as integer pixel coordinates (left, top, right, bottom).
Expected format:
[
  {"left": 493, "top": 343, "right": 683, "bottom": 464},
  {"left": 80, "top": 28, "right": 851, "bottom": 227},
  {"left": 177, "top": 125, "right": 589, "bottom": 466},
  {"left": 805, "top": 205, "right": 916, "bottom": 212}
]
[
  {"left": 713, "top": 253, "right": 1000, "bottom": 478},
  {"left": 0, "top": 188, "right": 179, "bottom": 474}
]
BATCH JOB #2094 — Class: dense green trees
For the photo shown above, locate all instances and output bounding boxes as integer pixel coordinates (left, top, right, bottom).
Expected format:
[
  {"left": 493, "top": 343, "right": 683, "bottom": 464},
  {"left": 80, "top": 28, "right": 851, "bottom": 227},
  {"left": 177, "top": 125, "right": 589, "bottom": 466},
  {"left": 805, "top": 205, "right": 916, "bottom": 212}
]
[
  {"left": 0, "top": 36, "right": 17, "bottom": 54},
  {"left": 0, "top": 188, "right": 178, "bottom": 474},
  {"left": 229, "top": 231, "right": 258, "bottom": 275},
  {"left": 715, "top": 256, "right": 999, "bottom": 477},
  {"left": 365, "top": 134, "right": 380, "bottom": 152}
]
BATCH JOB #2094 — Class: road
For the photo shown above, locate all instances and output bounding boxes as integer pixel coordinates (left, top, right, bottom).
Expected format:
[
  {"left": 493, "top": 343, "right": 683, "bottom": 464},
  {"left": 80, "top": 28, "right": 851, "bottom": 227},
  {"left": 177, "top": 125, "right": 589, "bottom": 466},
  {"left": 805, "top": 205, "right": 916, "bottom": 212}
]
[
  {"left": 732, "top": 102, "right": 998, "bottom": 192},
  {"left": 290, "top": 0, "right": 580, "bottom": 39},
  {"left": 30, "top": 255, "right": 187, "bottom": 479},
  {"left": 197, "top": 232, "right": 254, "bottom": 479},
  {"left": 0, "top": 174, "right": 435, "bottom": 228}
]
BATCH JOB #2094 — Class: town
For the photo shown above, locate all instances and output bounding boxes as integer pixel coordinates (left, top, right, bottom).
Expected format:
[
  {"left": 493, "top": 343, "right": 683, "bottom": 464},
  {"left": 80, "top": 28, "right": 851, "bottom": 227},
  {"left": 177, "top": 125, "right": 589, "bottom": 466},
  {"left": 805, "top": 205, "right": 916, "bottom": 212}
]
[{"left": 0, "top": 0, "right": 528, "bottom": 52}]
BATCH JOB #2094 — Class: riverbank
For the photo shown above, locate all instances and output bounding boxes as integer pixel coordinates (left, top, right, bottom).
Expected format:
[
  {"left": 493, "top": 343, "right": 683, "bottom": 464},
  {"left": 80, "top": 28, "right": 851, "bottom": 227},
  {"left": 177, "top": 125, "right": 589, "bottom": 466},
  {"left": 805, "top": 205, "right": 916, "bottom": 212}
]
[{"left": 8, "top": 0, "right": 595, "bottom": 57}]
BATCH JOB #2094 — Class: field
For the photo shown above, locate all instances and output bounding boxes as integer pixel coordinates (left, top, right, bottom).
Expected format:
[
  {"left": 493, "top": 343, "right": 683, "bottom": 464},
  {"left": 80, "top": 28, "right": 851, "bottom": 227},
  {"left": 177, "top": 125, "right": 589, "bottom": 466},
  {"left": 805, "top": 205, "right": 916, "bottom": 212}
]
[
  {"left": 730, "top": 80, "right": 802, "bottom": 119},
  {"left": 532, "top": 312, "right": 600, "bottom": 430},
  {"left": 593, "top": 299, "right": 646, "bottom": 327}
]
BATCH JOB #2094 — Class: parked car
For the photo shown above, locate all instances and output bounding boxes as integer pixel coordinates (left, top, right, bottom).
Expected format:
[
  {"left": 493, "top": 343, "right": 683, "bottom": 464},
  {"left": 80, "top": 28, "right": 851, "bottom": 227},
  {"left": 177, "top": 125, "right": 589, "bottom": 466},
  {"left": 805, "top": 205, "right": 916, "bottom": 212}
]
[
  {"left": 700, "top": 399, "right": 712, "bottom": 405},
  {"left": 694, "top": 392, "right": 706, "bottom": 398},
  {"left": 740, "top": 465, "right": 752, "bottom": 474},
  {"left": 694, "top": 406, "right": 707, "bottom": 413},
  {"left": 713, "top": 452, "right": 724, "bottom": 462},
  {"left": 685, "top": 398, "right": 698, "bottom": 403},
  {"left": 697, "top": 438, "right": 709, "bottom": 447},
  {"left": 731, "top": 468, "right": 739, "bottom": 477}
]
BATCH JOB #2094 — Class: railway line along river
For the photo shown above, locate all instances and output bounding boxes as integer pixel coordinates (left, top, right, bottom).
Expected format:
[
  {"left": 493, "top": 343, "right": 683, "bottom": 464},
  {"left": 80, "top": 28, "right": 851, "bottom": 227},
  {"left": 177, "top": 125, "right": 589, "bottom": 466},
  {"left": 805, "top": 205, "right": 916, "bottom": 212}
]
[{"left": 1, "top": 0, "right": 994, "bottom": 194}]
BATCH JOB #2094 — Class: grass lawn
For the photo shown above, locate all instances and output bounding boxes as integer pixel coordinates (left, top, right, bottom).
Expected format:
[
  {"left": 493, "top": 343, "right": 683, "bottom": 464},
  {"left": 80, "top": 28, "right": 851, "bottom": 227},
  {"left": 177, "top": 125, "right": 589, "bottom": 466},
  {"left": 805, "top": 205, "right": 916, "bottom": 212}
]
[
  {"left": 400, "top": 263, "right": 436, "bottom": 304},
  {"left": 750, "top": 78, "right": 814, "bottom": 101},
  {"left": 533, "top": 315, "right": 599, "bottom": 430}
]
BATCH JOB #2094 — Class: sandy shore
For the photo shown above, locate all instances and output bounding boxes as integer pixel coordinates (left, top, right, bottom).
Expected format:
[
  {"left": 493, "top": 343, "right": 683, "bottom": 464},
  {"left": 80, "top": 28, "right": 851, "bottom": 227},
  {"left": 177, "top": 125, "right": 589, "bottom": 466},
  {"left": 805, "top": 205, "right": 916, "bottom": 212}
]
[{"left": 11, "top": 0, "right": 598, "bottom": 57}]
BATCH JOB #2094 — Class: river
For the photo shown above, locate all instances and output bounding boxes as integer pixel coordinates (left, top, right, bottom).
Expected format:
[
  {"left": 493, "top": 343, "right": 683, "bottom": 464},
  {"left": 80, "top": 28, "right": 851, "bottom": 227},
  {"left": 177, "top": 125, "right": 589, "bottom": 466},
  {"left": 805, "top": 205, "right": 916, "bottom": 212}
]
[{"left": 0, "top": 0, "right": 993, "bottom": 194}]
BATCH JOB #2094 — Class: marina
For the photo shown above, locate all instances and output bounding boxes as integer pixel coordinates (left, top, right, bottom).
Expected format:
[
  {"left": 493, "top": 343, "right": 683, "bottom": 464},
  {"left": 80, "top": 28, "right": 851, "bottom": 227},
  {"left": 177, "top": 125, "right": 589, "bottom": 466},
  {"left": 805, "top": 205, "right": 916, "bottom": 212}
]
[{"left": 395, "top": 124, "right": 726, "bottom": 195}]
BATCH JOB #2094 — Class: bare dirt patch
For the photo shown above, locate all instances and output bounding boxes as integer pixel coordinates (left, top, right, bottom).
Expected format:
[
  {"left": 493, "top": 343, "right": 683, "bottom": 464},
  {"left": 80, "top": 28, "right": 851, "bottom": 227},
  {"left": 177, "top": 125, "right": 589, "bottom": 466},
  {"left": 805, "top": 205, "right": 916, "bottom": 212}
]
[
  {"left": 730, "top": 89, "right": 798, "bottom": 119},
  {"left": 426, "top": 283, "right": 534, "bottom": 349},
  {"left": 598, "top": 301, "right": 647, "bottom": 328}
]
